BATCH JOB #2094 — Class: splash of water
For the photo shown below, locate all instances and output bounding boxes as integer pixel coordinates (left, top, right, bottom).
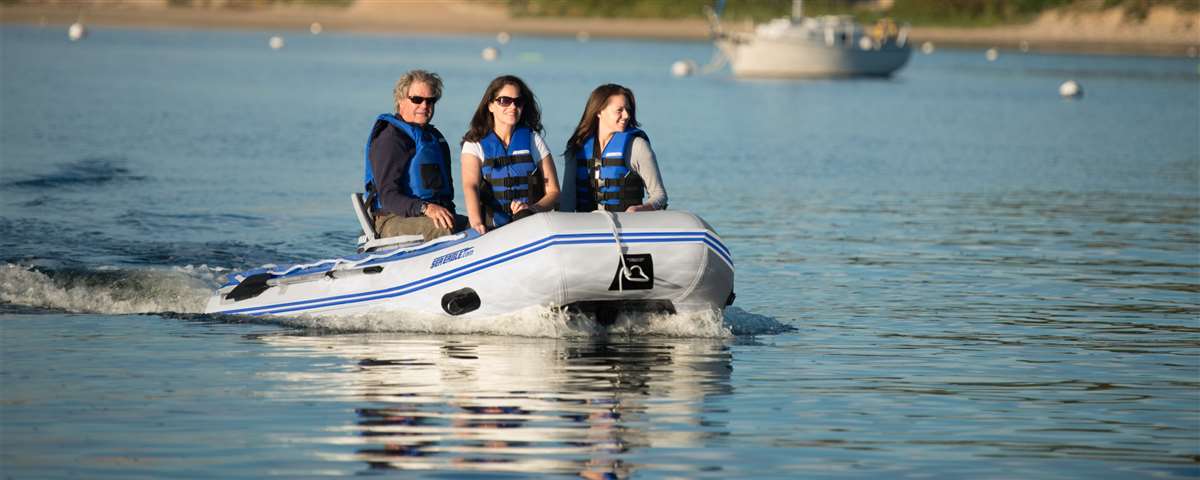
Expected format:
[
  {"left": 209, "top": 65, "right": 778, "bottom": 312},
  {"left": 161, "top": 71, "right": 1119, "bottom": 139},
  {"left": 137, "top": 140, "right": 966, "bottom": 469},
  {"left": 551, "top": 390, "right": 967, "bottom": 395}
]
[
  {"left": 266, "top": 305, "right": 790, "bottom": 338},
  {"left": 0, "top": 263, "right": 216, "bottom": 314}
]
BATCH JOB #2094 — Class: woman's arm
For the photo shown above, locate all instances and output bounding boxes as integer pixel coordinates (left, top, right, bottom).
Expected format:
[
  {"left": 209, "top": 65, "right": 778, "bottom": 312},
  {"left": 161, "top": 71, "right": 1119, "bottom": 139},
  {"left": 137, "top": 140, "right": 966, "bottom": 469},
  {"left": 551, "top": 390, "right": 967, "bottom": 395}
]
[
  {"left": 460, "top": 152, "right": 487, "bottom": 234},
  {"left": 628, "top": 137, "right": 667, "bottom": 211},
  {"left": 533, "top": 153, "right": 560, "bottom": 212}
]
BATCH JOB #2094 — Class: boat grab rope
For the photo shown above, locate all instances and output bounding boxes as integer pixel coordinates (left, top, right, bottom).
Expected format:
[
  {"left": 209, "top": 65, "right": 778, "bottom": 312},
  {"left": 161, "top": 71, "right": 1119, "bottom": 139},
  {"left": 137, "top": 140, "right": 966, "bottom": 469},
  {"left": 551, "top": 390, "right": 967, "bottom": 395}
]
[
  {"left": 593, "top": 210, "right": 631, "bottom": 291},
  {"left": 262, "top": 233, "right": 467, "bottom": 278}
]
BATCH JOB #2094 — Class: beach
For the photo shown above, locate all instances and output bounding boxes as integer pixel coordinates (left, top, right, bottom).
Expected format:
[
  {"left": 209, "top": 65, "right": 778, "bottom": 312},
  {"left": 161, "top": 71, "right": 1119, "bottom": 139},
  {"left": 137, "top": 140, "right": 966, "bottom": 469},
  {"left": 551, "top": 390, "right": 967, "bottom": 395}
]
[{"left": 2, "top": 0, "right": 1198, "bottom": 56}]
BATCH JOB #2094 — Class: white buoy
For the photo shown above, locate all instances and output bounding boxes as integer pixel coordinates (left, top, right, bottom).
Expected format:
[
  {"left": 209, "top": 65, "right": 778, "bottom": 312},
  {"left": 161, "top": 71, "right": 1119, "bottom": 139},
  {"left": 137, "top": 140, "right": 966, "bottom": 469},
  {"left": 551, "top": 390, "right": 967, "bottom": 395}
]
[
  {"left": 1188, "top": 46, "right": 1198, "bottom": 58},
  {"left": 1059, "top": 80, "right": 1082, "bottom": 98},
  {"left": 310, "top": 22, "right": 323, "bottom": 35},
  {"left": 576, "top": 31, "right": 590, "bottom": 43},
  {"left": 67, "top": 22, "right": 86, "bottom": 42},
  {"left": 269, "top": 35, "right": 285, "bottom": 50},
  {"left": 481, "top": 46, "right": 499, "bottom": 62},
  {"left": 670, "top": 59, "right": 696, "bottom": 77},
  {"left": 496, "top": 32, "right": 511, "bottom": 45},
  {"left": 985, "top": 47, "right": 999, "bottom": 61},
  {"left": 1019, "top": 40, "right": 1030, "bottom": 53},
  {"left": 920, "top": 41, "right": 935, "bottom": 55}
]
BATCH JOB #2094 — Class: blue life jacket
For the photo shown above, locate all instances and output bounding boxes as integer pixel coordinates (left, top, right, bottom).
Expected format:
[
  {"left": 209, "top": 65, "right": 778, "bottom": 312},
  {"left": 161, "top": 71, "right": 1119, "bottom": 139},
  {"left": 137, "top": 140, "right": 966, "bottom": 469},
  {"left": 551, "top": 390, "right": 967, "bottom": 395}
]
[
  {"left": 574, "top": 128, "right": 647, "bottom": 212},
  {"left": 479, "top": 127, "right": 544, "bottom": 227},
  {"left": 363, "top": 114, "right": 453, "bottom": 212}
]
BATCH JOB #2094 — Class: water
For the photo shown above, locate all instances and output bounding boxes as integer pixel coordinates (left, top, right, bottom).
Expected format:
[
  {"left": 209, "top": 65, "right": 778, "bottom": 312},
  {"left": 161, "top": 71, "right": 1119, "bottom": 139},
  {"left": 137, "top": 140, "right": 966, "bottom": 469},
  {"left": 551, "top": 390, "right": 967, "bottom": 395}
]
[{"left": 1, "top": 25, "right": 1197, "bottom": 478}]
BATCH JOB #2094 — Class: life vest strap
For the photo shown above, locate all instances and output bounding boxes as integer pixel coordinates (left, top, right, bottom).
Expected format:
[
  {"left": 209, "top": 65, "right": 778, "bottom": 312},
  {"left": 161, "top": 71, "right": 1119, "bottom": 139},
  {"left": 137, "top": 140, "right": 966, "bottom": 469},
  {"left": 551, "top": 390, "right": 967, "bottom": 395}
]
[
  {"left": 590, "top": 157, "right": 626, "bottom": 168},
  {"left": 593, "top": 178, "right": 629, "bottom": 188},
  {"left": 595, "top": 188, "right": 640, "bottom": 201},
  {"left": 485, "top": 155, "right": 534, "bottom": 170},
  {"left": 493, "top": 186, "right": 530, "bottom": 200},
  {"left": 488, "top": 176, "right": 532, "bottom": 188}
]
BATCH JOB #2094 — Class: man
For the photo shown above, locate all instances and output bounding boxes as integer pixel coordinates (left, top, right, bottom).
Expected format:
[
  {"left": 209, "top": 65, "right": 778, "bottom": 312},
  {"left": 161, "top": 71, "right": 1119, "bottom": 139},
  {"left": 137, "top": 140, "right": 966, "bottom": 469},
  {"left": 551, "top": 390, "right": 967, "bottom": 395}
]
[{"left": 363, "top": 70, "right": 468, "bottom": 241}]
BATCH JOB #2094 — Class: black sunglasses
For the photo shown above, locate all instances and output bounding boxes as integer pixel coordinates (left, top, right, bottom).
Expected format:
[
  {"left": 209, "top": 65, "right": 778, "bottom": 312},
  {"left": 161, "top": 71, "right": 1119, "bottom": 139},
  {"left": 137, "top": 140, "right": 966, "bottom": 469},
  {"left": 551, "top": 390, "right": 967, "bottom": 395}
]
[
  {"left": 408, "top": 95, "right": 438, "bottom": 105},
  {"left": 493, "top": 96, "right": 525, "bottom": 107}
]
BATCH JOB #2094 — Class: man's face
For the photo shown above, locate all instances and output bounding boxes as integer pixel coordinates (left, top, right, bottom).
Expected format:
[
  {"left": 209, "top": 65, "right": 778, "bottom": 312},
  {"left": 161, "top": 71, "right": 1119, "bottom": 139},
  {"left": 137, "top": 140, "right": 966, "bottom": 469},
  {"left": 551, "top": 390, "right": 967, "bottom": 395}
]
[{"left": 398, "top": 81, "right": 437, "bottom": 126}]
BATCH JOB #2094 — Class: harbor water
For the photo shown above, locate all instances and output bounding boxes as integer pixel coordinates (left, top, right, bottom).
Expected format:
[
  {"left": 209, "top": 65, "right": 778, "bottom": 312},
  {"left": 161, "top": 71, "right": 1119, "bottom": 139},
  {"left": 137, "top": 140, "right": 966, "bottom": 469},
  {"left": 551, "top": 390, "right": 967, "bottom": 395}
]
[{"left": 1, "top": 25, "right": 1197, "bottom": 478}]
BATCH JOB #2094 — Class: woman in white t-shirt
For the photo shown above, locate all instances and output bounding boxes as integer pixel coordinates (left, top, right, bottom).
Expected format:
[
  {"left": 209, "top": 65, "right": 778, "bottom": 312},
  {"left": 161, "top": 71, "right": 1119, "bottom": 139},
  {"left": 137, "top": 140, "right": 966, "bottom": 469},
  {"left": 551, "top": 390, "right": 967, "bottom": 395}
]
[{"left": 460, "top": 75, "right": 560, "bottom": 234}]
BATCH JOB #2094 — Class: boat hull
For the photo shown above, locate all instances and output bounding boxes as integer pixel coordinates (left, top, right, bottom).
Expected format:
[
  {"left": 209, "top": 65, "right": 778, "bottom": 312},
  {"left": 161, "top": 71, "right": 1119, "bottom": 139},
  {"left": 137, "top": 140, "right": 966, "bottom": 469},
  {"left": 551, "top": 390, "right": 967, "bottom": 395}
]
[
  {"left": 205, "top": 211, "right": 734, "bottom": 320},
  {"left": 720, "top": 38, "right": 911, "bottom": 78}
]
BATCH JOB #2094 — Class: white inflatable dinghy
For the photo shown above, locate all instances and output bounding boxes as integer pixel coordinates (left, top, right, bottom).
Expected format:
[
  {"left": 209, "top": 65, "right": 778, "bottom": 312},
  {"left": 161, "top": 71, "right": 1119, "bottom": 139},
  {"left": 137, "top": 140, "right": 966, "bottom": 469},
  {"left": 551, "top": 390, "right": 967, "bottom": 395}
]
[{"left": 205, "top": 195, "right": 734, "bottom": 323}]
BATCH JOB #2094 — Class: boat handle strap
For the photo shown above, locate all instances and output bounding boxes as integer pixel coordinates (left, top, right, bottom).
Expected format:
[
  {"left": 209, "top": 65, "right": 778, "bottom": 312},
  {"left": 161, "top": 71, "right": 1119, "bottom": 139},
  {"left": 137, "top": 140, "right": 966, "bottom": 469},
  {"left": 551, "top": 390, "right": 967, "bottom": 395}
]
[{"left": 593, "top": 210, "right": 631, "bottom": 291}]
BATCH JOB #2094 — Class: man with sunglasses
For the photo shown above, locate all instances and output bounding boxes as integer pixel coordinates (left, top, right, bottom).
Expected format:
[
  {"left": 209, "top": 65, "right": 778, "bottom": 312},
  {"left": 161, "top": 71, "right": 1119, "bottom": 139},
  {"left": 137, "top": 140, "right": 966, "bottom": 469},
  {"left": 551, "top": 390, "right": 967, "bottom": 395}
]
[{"left": 363, "top": 69, "right": 467, "bottom": 241}]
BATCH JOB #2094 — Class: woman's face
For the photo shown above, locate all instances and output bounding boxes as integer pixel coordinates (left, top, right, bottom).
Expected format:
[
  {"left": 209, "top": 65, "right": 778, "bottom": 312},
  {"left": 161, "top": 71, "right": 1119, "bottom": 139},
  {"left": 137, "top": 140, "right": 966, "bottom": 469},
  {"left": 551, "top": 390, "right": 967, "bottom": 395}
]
[
  {"left": 487, "top": 83, "right": 523, "bottom": 130},
  {"left": 597, "top": 94, "right": 629, "bottom": 133}
]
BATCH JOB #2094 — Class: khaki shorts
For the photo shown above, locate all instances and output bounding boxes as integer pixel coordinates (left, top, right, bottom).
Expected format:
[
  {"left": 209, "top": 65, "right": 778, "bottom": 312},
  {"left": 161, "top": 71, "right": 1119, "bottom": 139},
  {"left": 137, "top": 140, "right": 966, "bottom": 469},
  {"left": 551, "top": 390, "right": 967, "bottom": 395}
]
[{"left": 374, "top": 213, "right": 468, "bottom": 242}]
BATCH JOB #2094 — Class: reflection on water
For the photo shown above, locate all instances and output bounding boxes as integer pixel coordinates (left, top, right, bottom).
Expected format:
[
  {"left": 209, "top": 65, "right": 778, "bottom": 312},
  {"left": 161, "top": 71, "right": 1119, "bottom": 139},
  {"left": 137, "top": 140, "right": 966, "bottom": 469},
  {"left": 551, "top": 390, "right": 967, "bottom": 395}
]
[{"left": 259, "top": 334, "right": 733, "bottom": 478}]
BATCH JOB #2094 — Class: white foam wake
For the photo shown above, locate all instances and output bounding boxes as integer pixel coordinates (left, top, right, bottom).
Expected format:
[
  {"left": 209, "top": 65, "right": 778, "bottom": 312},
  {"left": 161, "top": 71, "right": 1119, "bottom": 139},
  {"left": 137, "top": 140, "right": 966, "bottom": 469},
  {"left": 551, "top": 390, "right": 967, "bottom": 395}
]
[
  {"left": 263, "top": 305, "right": 789, "bottom": 338},
  {"left": 0, "top": 263, "right": 218, "bottom": 314}
]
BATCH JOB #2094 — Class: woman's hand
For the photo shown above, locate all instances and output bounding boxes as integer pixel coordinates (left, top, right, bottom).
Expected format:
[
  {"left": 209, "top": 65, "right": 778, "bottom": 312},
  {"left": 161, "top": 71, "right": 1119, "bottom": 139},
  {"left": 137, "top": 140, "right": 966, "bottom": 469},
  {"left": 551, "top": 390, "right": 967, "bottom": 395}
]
[
  {"left": 625, "top": 204, "right": 652, "bottom": 213},
  {"left": 468, "top": 213, "right": 487, "bottom": 235},
  {"left": 510, "top": 200, "right": 531, "bottom": 215}
]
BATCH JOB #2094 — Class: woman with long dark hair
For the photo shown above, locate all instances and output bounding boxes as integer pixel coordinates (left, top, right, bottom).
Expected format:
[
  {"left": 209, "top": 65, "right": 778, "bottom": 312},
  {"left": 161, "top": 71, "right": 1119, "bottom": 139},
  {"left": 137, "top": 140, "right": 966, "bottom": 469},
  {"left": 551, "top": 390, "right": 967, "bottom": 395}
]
[
  {"left": 461, "top": 75, "right": 560, "bottom": 234},
  {"left": 561, "top": 83, "right": 667, "bottom": 213}
]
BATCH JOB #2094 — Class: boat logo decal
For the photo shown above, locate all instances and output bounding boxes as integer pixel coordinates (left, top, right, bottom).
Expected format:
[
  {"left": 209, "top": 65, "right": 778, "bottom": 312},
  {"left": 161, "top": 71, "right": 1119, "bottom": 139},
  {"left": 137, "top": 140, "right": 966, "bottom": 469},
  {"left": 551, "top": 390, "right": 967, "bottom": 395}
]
[
  {"left": 431, "top": 247, "right": 475, "bottom": 269},
  {"left": 609, "top": 254, "right": 653, "bottom": 291}
]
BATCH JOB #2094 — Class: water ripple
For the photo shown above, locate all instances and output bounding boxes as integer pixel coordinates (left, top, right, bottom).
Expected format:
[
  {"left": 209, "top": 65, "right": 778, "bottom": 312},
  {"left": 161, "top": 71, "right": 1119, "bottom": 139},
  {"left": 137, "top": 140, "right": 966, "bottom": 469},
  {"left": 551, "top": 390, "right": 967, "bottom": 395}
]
[{"left": 5, "top": 157, "right": 146, "bottom": 188}]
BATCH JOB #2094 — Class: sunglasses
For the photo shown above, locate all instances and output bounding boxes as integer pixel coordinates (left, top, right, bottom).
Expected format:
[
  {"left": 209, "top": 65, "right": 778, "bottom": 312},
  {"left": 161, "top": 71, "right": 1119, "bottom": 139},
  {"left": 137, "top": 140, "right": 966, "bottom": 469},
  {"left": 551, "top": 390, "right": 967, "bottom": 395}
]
[
  {"left": 408, "top": 95, "right": 438, "bottom": 105},
  {"left": 493, "top": 96, "right": 525, "bottom": 107}
]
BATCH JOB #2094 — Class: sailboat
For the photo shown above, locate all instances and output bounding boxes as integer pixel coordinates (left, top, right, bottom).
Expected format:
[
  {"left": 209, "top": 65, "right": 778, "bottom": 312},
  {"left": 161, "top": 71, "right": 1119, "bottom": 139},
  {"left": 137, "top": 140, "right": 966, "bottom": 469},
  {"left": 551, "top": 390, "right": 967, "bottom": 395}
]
[{"left": 710, "top": 0, "right": 912, "bottom": 78}]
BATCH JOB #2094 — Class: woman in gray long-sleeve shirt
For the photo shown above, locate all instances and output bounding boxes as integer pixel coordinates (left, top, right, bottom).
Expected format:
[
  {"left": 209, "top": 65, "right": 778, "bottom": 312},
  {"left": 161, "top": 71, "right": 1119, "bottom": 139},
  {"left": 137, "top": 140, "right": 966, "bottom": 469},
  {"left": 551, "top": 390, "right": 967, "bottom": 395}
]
[{"left": 561, "top": 84, "right": 667, "bottom": 213}]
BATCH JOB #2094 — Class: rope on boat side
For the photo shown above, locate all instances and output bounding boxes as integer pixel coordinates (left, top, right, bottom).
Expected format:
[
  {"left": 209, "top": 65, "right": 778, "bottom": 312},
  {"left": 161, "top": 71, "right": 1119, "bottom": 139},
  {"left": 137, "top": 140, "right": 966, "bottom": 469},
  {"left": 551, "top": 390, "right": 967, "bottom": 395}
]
[{"left": 593, "top": 210, "right": 631, "bottom": 291}]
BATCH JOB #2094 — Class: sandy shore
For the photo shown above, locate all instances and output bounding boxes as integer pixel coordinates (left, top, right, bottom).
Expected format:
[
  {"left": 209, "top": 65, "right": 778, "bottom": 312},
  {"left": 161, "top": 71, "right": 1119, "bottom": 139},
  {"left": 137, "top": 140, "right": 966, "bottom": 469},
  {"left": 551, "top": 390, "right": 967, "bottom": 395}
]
[{"left": 2, "top": 1, "right": 1198, "bottom": 57}]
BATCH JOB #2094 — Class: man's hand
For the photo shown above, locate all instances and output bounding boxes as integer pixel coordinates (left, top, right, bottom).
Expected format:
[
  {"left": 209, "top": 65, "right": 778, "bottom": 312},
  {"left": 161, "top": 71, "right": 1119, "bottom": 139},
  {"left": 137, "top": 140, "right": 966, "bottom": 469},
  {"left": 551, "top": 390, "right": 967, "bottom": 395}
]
[{"left": 423, "top": 203, "right": 454, "bottom": 230}]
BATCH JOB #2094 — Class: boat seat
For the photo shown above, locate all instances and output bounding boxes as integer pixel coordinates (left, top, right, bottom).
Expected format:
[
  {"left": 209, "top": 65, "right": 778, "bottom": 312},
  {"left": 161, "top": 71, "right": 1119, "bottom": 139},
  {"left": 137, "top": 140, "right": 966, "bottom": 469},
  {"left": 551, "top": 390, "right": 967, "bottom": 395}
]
[{"left": 351, "top": 193, "right": 424, "bottom": 253}]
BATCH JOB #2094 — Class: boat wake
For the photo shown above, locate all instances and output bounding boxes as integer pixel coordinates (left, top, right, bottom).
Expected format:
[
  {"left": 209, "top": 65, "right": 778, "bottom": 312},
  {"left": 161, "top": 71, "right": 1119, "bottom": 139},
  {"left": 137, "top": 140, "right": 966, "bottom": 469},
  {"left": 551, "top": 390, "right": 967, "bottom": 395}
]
[
  {"left": 0, "top": 263, "right": 218, "bottom": 314},
  {"left": 267, "top": 306, "right": 753, "bottom": 338},
  {"left": 1, "top": 264, "right": 792, "bottom": 337}
]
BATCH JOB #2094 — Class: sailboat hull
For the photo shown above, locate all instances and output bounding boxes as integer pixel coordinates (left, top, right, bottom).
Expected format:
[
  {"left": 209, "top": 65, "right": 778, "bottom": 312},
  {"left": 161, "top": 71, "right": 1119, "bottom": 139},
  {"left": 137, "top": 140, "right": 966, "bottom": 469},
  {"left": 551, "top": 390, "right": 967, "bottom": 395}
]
[{"left": 720, "top": 38, "right": 911, "bottom": 78}]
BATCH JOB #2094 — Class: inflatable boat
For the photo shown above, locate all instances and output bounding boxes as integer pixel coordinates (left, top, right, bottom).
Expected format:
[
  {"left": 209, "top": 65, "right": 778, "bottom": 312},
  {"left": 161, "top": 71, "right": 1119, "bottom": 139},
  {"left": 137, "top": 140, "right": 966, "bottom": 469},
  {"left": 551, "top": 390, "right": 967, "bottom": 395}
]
[{"left": 205, "top": 196, "right": 734, "bottom": 322}]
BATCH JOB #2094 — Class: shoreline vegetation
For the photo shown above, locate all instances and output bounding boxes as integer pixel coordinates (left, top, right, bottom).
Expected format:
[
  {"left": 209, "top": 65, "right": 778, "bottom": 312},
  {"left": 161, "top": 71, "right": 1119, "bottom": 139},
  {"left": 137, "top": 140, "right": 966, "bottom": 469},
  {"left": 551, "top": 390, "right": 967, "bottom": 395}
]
[{"left": 1, "top": 0, "right": 1197, "bottom": 57}]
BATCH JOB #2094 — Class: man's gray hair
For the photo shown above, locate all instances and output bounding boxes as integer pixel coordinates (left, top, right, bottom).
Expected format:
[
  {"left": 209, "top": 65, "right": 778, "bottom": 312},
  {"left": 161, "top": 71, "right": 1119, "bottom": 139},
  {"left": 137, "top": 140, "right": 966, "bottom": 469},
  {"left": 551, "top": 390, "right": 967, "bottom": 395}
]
[{"left": 393, "top": 70, "right": 443, "bottom": 110}]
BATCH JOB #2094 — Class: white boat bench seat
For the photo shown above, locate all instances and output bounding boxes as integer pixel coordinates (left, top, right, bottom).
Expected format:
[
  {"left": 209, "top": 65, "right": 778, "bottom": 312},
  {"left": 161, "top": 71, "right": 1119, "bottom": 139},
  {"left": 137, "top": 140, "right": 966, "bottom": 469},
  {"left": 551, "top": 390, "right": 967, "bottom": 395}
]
[{"left": 351, "top": 193, "right": 425, "bottom": 253}]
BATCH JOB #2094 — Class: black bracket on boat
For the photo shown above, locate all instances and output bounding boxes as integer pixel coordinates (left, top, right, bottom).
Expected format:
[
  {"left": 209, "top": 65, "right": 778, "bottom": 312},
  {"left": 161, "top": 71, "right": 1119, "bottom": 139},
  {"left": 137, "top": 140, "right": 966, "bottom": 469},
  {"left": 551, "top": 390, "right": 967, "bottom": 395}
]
[
  {"left": 225, "top": 273, "right": 272, "bottom": 302},
  {"left": 441, "top": 288, "right": 481, "bottom": 316}
]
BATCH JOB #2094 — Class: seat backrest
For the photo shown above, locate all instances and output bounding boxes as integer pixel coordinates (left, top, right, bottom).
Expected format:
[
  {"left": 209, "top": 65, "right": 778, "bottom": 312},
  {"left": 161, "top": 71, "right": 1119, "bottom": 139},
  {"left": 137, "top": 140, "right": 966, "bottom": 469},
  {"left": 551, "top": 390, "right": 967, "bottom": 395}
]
[{"left": 351, "top": 193, "right": 378, "bottom": 242}]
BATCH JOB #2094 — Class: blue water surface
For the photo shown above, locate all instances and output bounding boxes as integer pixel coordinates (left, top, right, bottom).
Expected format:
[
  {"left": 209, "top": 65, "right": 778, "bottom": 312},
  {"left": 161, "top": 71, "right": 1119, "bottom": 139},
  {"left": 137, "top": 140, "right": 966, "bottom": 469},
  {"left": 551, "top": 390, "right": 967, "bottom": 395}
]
[{"left": 1, "top": 24, "right": 1198, "bottom": 479}]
